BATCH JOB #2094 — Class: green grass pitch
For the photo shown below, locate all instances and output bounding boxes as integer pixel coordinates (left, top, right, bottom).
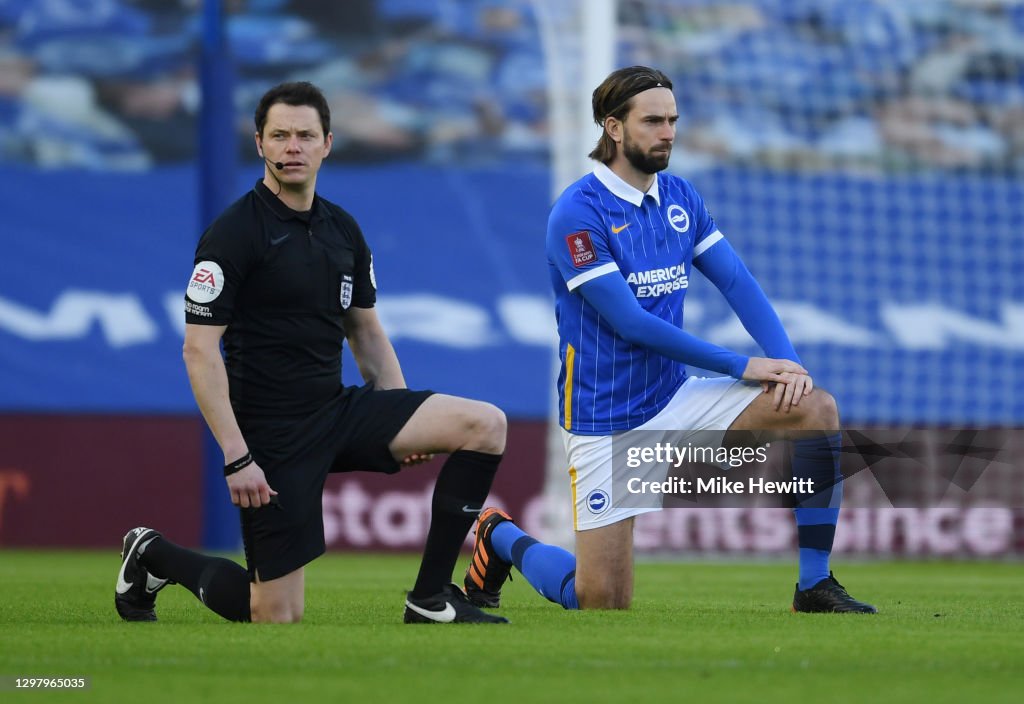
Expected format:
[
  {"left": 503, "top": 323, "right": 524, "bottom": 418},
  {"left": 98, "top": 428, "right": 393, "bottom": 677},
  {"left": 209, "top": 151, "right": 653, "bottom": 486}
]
[{"left": 0, "top": 551, "right": 1021, "bottom": 703}]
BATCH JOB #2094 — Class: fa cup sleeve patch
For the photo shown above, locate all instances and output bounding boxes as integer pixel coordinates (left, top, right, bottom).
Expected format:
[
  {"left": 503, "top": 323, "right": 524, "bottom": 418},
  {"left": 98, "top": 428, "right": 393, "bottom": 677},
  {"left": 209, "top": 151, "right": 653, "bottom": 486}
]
[{"left": 566, "top": 231, "right": 597, "bottom": 268}]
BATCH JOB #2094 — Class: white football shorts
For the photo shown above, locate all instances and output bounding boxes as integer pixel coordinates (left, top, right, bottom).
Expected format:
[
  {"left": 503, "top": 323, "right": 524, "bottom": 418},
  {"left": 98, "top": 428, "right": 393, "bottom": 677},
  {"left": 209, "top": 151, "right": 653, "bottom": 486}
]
[{"left": 561, "top": 376, "right": 762, "bottom": 531}]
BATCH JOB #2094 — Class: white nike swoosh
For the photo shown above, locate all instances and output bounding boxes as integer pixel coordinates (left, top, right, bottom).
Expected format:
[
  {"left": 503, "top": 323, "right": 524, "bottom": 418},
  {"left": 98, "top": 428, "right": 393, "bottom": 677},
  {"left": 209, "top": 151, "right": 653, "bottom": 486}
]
[
  {"left": 405, "top": 599, "right": 456, "bottom": 623},
  {"left": 461, "top": 505, "right": 481, "bottom": 513},
  {"left": 145, "top": 574, "right": 168, "bottom": 595},
  {"left": 199, "top": 587, "right": 206, "bottom": 604},
  {"left": 115, "top": 530, "right": 150, "bottom": 595},
  {"left": 115, "top": 573, "right": 133, "bottom": 595}
]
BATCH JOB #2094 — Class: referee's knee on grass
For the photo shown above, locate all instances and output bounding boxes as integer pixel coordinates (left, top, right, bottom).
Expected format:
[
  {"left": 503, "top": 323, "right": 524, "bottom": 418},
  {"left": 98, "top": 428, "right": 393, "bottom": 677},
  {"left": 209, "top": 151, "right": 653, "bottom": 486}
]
[{"left": 250, "top": 598, "right": 303, "bottom": 624}]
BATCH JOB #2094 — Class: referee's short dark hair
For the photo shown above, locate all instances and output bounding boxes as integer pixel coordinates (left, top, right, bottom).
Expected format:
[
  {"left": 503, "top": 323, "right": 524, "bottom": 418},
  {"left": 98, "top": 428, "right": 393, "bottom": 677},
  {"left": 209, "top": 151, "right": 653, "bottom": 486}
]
[
  {"left": 255, "top": 81, "right": 331, "bottom": 139},
  {"left": 589, "top": 66, "right": 673, "bottom": 163}
]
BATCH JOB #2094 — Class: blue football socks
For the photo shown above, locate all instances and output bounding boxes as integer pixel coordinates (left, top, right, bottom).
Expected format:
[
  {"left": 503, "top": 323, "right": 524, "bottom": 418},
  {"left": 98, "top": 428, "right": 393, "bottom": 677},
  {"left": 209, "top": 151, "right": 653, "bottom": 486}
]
[
  {"left": 491, "top": 521, "right": 579, "bottom": 609},
  {"left": 792, "top": 433, "right": 843, "bottom": 591}
]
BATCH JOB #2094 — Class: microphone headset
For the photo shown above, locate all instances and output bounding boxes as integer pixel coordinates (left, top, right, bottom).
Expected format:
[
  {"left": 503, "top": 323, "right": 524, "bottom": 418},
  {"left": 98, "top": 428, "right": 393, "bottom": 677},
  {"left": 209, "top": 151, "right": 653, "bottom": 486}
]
[
  {"left": 257, "top": 140, "right": 285, "bottom": 195},
  {"left": 257, "top": 136, "right": 285, "bottom": 170}
]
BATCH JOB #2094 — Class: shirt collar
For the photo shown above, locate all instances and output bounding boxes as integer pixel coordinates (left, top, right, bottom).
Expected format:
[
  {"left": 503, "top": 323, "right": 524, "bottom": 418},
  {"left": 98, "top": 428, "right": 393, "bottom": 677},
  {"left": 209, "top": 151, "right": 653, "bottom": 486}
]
[
  {"left": 254, "top": 179, "right": 329, "bottom": 222},
  {"left": 592, "top": 161, "right": 661, "bottom": 207}
]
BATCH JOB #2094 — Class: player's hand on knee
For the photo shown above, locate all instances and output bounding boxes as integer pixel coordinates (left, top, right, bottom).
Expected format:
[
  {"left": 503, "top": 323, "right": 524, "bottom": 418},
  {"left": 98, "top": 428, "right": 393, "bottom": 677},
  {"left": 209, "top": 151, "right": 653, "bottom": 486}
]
[
  {"left": 763, "top": 372, "right": 813, "bottom": 412},
  {"left": 790, "top": 372, "right": 813, "bottom": 405},
  {"left": 742, "top": 357, "right": 807, "bottom": 383},
  {"left": 773, "top": 373, "right": 812, "bottom": 412},
  {"left": 226, "top": 462, "right": 278, "bottom": 508},
  {"left": 401, "top": 453, "right": 435, "bottom": 466}
]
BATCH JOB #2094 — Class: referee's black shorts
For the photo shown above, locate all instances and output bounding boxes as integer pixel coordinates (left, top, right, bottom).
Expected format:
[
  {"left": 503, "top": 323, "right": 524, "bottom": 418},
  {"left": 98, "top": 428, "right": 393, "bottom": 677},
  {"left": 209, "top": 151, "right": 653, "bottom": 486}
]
[{"left": 236, "top": 384, "right": 433, "bottom": 581}]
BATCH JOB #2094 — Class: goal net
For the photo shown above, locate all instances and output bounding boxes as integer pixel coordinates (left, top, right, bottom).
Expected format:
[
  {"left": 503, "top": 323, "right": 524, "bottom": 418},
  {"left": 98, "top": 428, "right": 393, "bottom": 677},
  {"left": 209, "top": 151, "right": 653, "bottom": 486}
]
[{"left": 533, "top": 0, "right": 1024, "bottom": 549}]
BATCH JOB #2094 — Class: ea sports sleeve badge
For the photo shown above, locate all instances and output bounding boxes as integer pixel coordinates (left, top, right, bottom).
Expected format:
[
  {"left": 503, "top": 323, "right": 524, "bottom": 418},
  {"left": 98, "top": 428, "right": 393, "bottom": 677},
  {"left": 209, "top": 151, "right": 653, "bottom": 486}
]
[{"left": 184, "top": 260, "right": 223, "bottom": 318}]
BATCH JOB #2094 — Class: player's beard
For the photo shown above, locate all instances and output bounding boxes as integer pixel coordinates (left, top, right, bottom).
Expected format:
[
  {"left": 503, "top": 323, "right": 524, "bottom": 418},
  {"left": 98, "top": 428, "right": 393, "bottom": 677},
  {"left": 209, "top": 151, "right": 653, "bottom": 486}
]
[{"left": 622, "top": 131, "right": 671, "bottom": 174}]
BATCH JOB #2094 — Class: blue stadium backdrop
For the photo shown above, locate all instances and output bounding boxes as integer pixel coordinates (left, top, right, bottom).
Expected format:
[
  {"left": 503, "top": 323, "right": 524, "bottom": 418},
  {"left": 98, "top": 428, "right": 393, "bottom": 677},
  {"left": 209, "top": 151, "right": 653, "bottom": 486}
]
[
  {"left": 4, "top": 163, "right": 1021, "bottom": 424},
  {"left": 1, "top": 0, "right": 1022, "bottom": 554}
]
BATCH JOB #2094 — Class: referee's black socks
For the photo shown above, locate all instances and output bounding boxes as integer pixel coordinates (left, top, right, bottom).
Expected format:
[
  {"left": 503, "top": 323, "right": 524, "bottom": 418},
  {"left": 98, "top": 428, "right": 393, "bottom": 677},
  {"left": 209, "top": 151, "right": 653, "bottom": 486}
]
[
  {"left": 410, "top": 450, "right": 502, "bottom": 599},
  {"left": 140, "top": 536, "right": 251, "bottom": 622}
]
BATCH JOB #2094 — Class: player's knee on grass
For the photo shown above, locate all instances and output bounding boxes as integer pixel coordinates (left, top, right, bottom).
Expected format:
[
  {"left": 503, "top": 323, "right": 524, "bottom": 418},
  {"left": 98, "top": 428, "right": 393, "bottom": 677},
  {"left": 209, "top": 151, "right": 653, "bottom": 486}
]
[{"left": 575, "top": 574, "right": 632, "bottom": 610}]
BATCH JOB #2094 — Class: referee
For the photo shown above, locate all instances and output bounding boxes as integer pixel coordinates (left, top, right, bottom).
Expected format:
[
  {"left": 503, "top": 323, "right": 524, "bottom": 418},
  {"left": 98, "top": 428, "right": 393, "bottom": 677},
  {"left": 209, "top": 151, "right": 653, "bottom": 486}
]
[{"left": 114, "top": 82, "right": 507, "bottom": 625}]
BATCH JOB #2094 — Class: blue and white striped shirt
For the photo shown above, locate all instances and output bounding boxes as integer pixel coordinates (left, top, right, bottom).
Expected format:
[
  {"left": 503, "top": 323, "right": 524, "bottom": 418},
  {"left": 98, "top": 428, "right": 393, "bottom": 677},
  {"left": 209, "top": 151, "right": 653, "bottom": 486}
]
[{"left": 546, "top": 163, "right": 729, "bottom": 435}]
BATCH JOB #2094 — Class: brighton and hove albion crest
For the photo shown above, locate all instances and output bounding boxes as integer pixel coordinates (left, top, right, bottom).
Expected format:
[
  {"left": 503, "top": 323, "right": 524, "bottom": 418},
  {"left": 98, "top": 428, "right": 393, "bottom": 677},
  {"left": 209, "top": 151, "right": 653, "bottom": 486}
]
[
  {"left": 340, "top": 274, "right": 353, "bottom": 309},
  {"left": 666, "top": 204, "right": 690, "bottom": 233},
  {"left": 586, "top": 489, "right": 610, "bottom": 514}
]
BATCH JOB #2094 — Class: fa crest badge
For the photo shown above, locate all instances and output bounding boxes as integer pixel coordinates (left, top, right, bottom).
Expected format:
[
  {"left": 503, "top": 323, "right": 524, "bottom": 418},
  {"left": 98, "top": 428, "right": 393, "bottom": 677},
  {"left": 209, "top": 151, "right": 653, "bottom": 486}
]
[{"left": 340, "top": 274, "right": 353, "bottom": 309}]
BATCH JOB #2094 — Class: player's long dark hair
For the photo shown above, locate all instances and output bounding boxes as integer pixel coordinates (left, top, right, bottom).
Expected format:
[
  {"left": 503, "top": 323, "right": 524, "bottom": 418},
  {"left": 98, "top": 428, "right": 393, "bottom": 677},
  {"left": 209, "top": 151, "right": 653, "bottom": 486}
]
[{"left": 589, "top": 66, "right": 673, "bottom": 164}]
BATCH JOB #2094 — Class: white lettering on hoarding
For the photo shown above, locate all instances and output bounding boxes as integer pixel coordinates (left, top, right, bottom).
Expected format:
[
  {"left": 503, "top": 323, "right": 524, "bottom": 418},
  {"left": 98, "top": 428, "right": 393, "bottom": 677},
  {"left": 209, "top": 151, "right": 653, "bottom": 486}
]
[
  {"left": 321, "top": 482, "right": 1017, "bottom": 557},
  {"left": 0, "top": 292, "right": 1022, "bottom": 352},
  {"left": 0, "top": 291, "right": 158, "bottom": 347},
  {"left": 881, "top": 302, "right": 1024, "bottom": 350},
  {"left": 322, "top": 481, "right": 510, "bottom": 549}
]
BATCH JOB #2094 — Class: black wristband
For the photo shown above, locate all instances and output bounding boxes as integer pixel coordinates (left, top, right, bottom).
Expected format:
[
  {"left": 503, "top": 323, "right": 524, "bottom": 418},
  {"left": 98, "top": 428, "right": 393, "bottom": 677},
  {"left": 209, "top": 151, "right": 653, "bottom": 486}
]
[{"left": 224, "top": 452, "right": 254, "bottom": 477}]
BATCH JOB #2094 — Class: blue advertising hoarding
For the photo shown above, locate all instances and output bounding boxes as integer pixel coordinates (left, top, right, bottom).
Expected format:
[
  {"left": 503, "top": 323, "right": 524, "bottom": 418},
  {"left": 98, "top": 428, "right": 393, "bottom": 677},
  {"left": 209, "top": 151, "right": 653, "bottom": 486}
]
[{"left": 1, "top": 164, "right": 1022, "bottom": 424}]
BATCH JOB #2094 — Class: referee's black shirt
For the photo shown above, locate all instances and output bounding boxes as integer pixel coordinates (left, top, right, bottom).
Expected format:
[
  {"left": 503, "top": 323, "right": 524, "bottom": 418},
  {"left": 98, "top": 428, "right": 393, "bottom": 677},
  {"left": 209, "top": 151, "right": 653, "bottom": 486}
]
[{"left": 184, "top": 180, "right": 376, "bottom": 418}]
